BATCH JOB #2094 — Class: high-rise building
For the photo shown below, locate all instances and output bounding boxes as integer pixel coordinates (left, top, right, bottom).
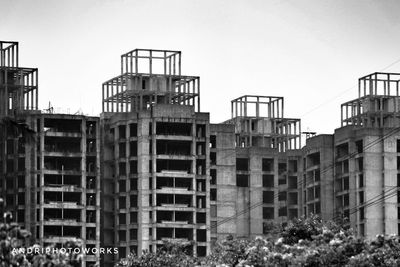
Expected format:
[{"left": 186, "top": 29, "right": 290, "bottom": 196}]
[
  {"left": 0, "top": 41, "right": 101, "bottom": 267},
  {"left": 100, "top": 49, "right": 210, "bottom": 265}
]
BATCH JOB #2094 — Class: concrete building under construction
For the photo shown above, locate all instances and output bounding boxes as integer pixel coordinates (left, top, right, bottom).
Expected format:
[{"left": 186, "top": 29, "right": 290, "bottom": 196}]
[
  {"left": 3, "top": 41, "right": 400, "bottom": 266},
  {"left": 0, "top": 41, "right": 101, "bottom": 267}
]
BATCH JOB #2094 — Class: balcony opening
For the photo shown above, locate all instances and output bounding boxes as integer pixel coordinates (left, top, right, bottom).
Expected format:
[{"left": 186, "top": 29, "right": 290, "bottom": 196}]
[
  {"left": 210, "top": 189, "right": 217, "bottom": 201},
  {"left": 87, "top": 210, "right": 96, "bottom": 223},
  {"left": 129, "top": 123, "right": 137, "bottom": 137},
  {"left": 64, "top": 192, "right": 81, "bottom": 204},
  {"left": 176, "top": 211, "right": 192, "bottom": 224},
  {"left": 176, "top": 228, "right": 192, "bottom": 240},
  {"left": 236, "top": 174, "right": 249, "bottom": 187},
  {"left": 197, "top": 212, "right": 206, "bottom": 224},
  {"left": 156, "top": 140, "right": 191, "bottom": 156},
  {"left": 118, "top": 125, "right": 126, "bottom": 139},
  {"left": 307, "top": 152, "right": 320, "bottom": 168},
  {"left": 356, "top": 140, "right": 363, "bottom": 154},
  {"left": 118, "top": 180, "right": 126, "bottom": 192},
  {"left": 197, "top": 142, "right": 205, "bottom": 155},
  {"left": 210, "top": 135, "right": 216, "bottom": 148},
  {"left": 278, "top": 163, "right": 286, "bottom": 174},
  {"left": 130, "top": 160, "right": 138, "bottom": 174},
  {"left": 336, "top": 143, "right": 349, "bottom": 158},
  {"left": 263, "top": 191, "right": 274, "bottom": 204},
  {"left": 63, "top": 209, "right": 81, "bottom": 222},
  {"left": 236, "top": 158, "right": 249, "bottom": 171},
  {"left": 197, "top": 246, "right": 206, "bottom": 257},
  {"left": 119, "top": 162, "right": 126, "bottom": 176},
  {"left": 44, "top": 208, "right": 62, "bottom": 220},
  {"left": 288, "top": 160, "right": 297, "bottom": 172},
  {"left": 288, "top": 192, "right": 298, "bottom": 205},
  {"left": 65, "top": 175, "right": 80, "bottom": 187},
  {"left": 156, "top": 122, "right": 192, "bottom": 136},
  {"left": 262, "top": 175, "right": 274, "bottom": 188},
  {"left": 157, "top": 211, "right": 173, "bottom": 223},
  {"left": 130, "top": 229, "right": 137, "bottom": 240},
  {"left": 196, "top": 196, "right": 205, "bottom": 208},
  {"left": 278, "top": 207, "right": 287, "bottom": 217},
  {"left": 87, "top": 227, "right": 96, "bottom": 240},
  {"left": 44, "top": 157, "right": 81, "bottom": 172},
  {"left": 197, "top": 179, "right": 206, "bottom": 192},
  {"left": 288, "top": 176, "right": 297, "bottom": 189},
  {"left": 157, "top": 159, "right": 191, "bottom": 173},
  {"left": 130, "top": 141, "right": 137, "bottom": 156},
  {"left": 278, "top": 192, "right": 286, "bottom": 201},
  {"left": 210, "top": 152, "right": 216, "bottom": 165},
  {"left": 288, "top": 209, "right": 298, "bottom": 220},
  {"left": 130, "top": 212, "right": 137, "bottom": 223},
  {"left": 156, "top": 177, "right": 173, "bottom": 188},
  {"left": 44, "top": 192, "right": 62, "bottom": 203},
  {"left": 157, "top": 228, "right": 173, "bottom": 239},
  {"left": 358, "top": 157, "right": 364, "bottom": 171},
  {"left": 156, "top": 194, "right": 173, "bottom": 206},
  {"left": 119, "top": 196, "right": 126, "bottom": 209},
  {"left": 196, "top": 125, "right": 205, "bottom": 138},
  {"left": 44, "top": 226, "right": 61, "bottom": 238},
  {"left": 210, "top": 169, "right": 216, "bottom": 185},
  {"left": 278, "top": 177, "right": 286, "bottom": 185},
  {"left": 196, "top": 229, "right": 206, "bottom": 242},
  {"left": 130, "top": 195, "right": 137, "bottom": 207},
  {"left": 64, "top": 226, "right": 81, "bottom": 237},
  {"left": 87, "top": 176, "right": 96, "bottom": 189},
  {"left": 44, "top": 174, "right": 63, "bottom": 187},
  {"left": 263, "top": 207, "right": 274, "bottom": 219},
  {"left": 44, "top": 119, "right": 81, "bottom": 133},
  {"left": 175, "top": 178, "right": 191, "bottom": 190},
  {"left": 86, "top": 122, "right": 96, "bottom": 136},
  {"left": 196, "top": 159, "right": 205, "bottom": 175},
  {"left": 44, "top": 137, "right": 81, "bottom": 153}
]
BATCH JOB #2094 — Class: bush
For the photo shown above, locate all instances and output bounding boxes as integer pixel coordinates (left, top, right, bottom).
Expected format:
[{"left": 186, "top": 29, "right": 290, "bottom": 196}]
[
  {"left": 0, "top": 210, "right": 82, "bottom": 267},
  {"left": 117, "top": 215, "right": 400, "bottom": 267}
]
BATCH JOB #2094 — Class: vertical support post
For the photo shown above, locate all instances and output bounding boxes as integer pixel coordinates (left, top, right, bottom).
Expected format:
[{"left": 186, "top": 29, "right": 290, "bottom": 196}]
[
  {"left": 135, "top": 51, "right": 138, "bottom": 74},
  {"left": 178, "top": 52, "right": 181, "bottom": 76},
  {"left": 173, "top": 55, "right": 176, "bottom": 75},
  {"left": 197, "top": 78, "right": 200, "bottom": 112},
  {"left": 35, "top": 69, "right": 38, "bottom": 111},
  {"left": 163, "top": 52, "right": 166, "bottom": 75},
  {"left": 149, "top": 50, "right": 152, "bottom": 75}
]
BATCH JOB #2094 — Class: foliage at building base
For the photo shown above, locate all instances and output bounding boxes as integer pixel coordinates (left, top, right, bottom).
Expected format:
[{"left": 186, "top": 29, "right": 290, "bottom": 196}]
[
  {"left": 0, "top": 215, "right": 82, "bottom": 267},
  {"left": 116, "top": 215, "right": 400, "bottom": 266}
]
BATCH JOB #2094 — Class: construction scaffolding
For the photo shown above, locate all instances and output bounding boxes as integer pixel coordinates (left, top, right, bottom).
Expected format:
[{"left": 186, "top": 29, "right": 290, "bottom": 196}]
[
  {"left": 102, "top": 49, "right": 200, "bottom": 113},
  {"left": 341, "top": 72, "right": 400, "bottom": 127},
  {"left": 226, "top": 95, "right": 301, "bottom": 151},
  {"left": 0, "top": 41, "right": 38, "bottom": 116}
]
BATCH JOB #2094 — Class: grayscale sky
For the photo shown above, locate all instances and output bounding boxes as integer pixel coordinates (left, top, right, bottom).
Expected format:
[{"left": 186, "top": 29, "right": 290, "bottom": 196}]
[{"left": 1, "top": 0, "right": 400, "bottom": 135}]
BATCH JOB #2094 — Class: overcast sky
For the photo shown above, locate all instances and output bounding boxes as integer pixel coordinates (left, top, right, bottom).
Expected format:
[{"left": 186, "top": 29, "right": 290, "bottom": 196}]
[{"left": 1, "top": 0, "right": 400, "bottom": 135}]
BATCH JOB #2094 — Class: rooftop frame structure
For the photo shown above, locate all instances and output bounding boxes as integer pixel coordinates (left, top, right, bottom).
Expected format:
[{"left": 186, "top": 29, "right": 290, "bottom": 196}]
[
  {"left": 0, "top": 41, "right": 19, "bottom": 68},
  {"left": 121, "top": 49, "right": 181, "bottom": 75},
  {"left": 227, "top": 95, "right": 301, "bottom": 151},
  {"left": 231, "top": 95, "right": 284, "bottom": 118},
  {"left": 102, "top": 49, "right": 199, "bottom": 113},
  {"left": 0, "top": 41, "right": 38, "bottom": 116},
  {"left": 358, "top": 72, "right": 400, "bottom": 97},
  {"left": 341, "top": 72, "right": 400, "bottom": 127}
]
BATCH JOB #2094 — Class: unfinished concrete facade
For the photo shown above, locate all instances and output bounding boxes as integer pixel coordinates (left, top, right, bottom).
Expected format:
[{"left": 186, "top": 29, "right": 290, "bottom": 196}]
[
  {"left": 300, "top": 72, "right": 400, "bottom": 238},
  {"left": 0, "top": 42, "right": 101, "bottom": 267},
  {"left": 100, "top": 49, "right": 209, "bottom": 265},
  {"left": 209, "top": 96, "right": 303, "bottom": 241},
  {"left": 4, "top": 40, "right": 400, "bottom": 266}
]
